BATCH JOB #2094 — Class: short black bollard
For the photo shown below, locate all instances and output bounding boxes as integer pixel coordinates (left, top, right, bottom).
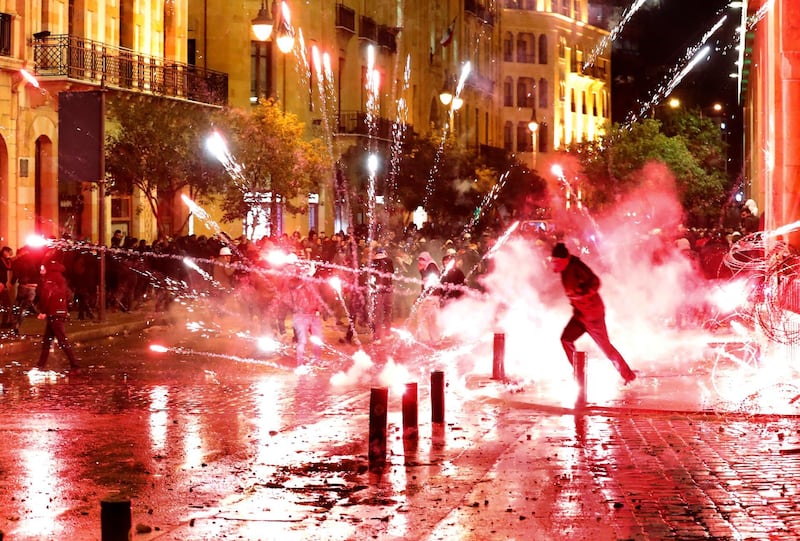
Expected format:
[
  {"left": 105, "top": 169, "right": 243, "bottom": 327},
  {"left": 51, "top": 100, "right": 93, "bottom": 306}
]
[
  {"left": 573, "top": 351, "right": 587, "bottom": 404},
  {"left": 368, "top": 387, "right": 389, "bottom": 468},
  {"left": 431, "top": 370, "right": 445, "bottom": 424},
  {"left": 492, "top": 333, "right": 506, "bottom": 380},
  {"left": 402, "top": 382, "right": 419, "bottom": 440},
  {"left": 100, "top": 494, "right": 131, "bottom": 541}
]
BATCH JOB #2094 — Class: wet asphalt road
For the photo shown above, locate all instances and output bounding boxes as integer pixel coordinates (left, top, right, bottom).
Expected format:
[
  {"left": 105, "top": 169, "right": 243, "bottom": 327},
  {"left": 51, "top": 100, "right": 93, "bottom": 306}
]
[
  {"left": 0, "top": 326, "right": 375, "bottom": 540},
  {"left": 6, "top": 320, "right": 800, "bottom": 540}
]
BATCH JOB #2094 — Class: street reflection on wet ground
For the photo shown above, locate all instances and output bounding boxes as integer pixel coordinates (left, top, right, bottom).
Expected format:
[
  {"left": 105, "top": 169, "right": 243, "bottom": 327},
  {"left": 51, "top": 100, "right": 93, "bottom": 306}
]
[{"left": 4, "top": 322, "right": 800, "bottom": 540}]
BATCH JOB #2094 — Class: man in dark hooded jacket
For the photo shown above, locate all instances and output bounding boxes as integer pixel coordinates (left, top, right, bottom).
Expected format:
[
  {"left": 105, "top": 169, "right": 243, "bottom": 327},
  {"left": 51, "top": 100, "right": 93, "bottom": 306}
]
[
  {"left": 36, "top": 260, "right": 81, "bottom": 373},
  {"left": 550, "top": 242, "right": 635, "bottom": 385}
]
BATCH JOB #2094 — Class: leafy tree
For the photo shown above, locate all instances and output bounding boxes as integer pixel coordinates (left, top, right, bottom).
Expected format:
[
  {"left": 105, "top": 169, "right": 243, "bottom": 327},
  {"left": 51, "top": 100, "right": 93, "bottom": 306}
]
[
  {"left": 213, "top": 99, "right": 330, "bottom": 231},
  {"left": 104, "top": 91, "right": 226, "bottom": 236},
  {"left": 569, "top": 115, "right": 726, "bottom": 223},
  {"left": 391, "top": 130, "right": 500, "bottom": 226},
  {"left": 493, "top": 162, "right": 549, "bottom": 221}
]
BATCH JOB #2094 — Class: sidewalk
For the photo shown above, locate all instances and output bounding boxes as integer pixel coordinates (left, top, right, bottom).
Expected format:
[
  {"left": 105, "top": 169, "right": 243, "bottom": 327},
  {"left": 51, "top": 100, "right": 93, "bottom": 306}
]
[{"left": 0, "top": 307, "right": 161, "bottom": 360}]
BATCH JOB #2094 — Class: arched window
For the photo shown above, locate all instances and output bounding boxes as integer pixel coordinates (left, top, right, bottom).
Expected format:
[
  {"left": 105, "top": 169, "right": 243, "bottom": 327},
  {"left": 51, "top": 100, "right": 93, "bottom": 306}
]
[
  {"left": 527, "top": 80, "right": 537, "bottom": 107},
  {"left": 515, "top": 79, "right": 523, "bottom": 107},
  {"left": 517, "top": 122, "right": 532, "bottom": 152},
  {"left": 503, "top": 32, "right": 513, "bottom": 62},
  {"left": 558, "top": 35, "right": 566, "bottom": 59},
  {"left": 504, "top": 121, "right": 514, "bottom": 151},
  {"left": 430, "top": 95, "right": 441, "bottom": 128},
  {"left": 538, "top": 78, "right": 548, "bottom": 108},
  {"left": 516, "top": 36, "right": 527, "bottom": 63},
  {"left": 503, "top": 77, "right": 514, "bottom": 107},
  {"left": 538, "top": 34, "right": 548, "bottom": 64},
  {"left": 538, "top": 122, "right": 548, "bottom": 153}
]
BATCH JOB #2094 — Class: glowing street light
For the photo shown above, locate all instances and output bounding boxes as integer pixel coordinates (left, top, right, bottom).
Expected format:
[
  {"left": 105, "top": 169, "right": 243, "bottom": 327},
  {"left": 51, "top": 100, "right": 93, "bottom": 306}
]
[
  {"left": 251, "top": 0, "right": 275, "bottom": 42},
  {"left": 276, "top": 2, "right": 294, "bottom": 54},
  {"left": 439, "top": 82, "right": 453, "bottom": 106}
]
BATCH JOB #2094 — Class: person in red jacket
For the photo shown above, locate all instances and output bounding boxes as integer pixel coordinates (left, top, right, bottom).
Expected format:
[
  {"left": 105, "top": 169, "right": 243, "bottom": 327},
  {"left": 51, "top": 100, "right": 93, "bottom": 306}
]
[
  {"left": 36, "top": 259, "right": 81, "bottom": 374},
  {"left": 550, "top": 242, "right": 635, "bottom": 385}
]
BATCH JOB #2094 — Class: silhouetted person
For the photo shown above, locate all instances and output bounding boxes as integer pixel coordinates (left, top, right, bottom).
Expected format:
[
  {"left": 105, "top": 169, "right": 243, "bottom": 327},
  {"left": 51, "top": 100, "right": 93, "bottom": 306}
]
[
  {"left": 36, "top": 260, "right": 81, "bottom": 374},
  {"left": 550, "top": 242, "right": 635, "bottom": 385}
]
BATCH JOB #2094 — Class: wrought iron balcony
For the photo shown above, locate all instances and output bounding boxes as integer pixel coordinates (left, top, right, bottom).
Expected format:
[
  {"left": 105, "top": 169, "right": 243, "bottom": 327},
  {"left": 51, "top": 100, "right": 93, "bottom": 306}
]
[
  {"left": 333, "top": 111, "right": 406, "bottom": 141},
  {"left": 32, "top": 34, "right": 228, "bottom": 107}
]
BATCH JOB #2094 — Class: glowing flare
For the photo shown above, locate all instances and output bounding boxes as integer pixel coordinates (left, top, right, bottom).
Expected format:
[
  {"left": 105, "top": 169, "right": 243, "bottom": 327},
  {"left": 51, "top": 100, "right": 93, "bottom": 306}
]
[
  {"left": 708, "top": 279, "right": 750, "bottom": 314},
  {"left": 328, "top": 276, "right": 342, "bottom": 294},
  {"left": 149, "top": 344, "right": 169, "bottom": 353},
  {"left": 19, "top": 69, "right": 39, "bottom": 88},
  {"left": 264, "top": 249, "right": 297, "bottom": 267},
  {"left": 257, "top": 336, "right": 280, "bottom": 353},
  {"left": 24, "top": 234, "right": 48, "bottom": 248}
]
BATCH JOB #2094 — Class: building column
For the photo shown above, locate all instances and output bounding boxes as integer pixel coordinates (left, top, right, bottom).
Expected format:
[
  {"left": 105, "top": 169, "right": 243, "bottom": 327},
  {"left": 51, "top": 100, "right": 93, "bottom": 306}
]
[{"left": 776, "top": 0, "right": 800, "bottom": 247}]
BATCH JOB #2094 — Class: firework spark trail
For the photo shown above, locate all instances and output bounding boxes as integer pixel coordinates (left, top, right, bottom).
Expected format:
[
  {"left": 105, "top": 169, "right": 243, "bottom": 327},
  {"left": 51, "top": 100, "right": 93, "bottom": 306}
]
[
  {"left": 328, "top": 276, "right": 363, "bottom": 347},
  {"left": 205, "top": 132, "right": 247, "bottom": 187},
  {"left": 423, "top": 61, "right": 471, "bottom": 208},
  {"left": 747, "top": 0, "right": 773, "bottom": 29},
  {"left": 297, "top": 29, "right": 310, "bottom": 96},
  {"left": 422, "top": 19, "right": 497, "bottom": 211},
  {"left": 624, "top": 11, "right": 727, "bottom": 126},
  {"left": 464, "top": 171, "right": 510, "bottom": 236},
  {"left": 585, "top": 0, "right": 650, "bottom": 70},
  {"left": 625, "top": 45, "right": 712, "bottom": 126},
  {"left": 180, "top": 194, "right": 234, "bottom": 250},
  {"left": 151, "top": 345, "right": 291, "bottom": 370},
  {"left": 311, "top": 46, "right": 334, "bottom": 161},
  {"left": 549, "top": 165, "right": 603, "bottom": 247},
  {"left": 387, "top": 55, "right": 412, "bottom": 209},
  {"left": 463, "top": 220, "right": 520, "bottom": 286}
]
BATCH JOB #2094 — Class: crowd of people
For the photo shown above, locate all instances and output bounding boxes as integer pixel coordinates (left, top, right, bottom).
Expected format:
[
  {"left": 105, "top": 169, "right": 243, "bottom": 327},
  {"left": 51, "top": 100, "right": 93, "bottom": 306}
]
[
  {"left": 0, "top": 197, "right": 766, "bottom": 373},
  {"left": 0, "top": 223, "right": 497, "bottom": 371}
]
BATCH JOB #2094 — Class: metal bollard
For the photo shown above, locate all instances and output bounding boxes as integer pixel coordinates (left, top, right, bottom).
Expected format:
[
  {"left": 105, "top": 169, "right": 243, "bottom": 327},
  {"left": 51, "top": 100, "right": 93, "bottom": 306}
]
[
  {"left": 492, "top": 333, "right": 505, "bottom": 380},
  {"left": 402, "top": 382, "right": 419, "bottom": 440},
  {"left": 100, "top": 494, "right": 131, "bottom": 541},
  {"left": 573, "top": 351, "right": 587, "bottom": 404},
  {"left": 368, "top": 387, "right": 389, "bottom": 468},
  {"left": 431, "top": 370, "right": 445, "bottom": 424}
]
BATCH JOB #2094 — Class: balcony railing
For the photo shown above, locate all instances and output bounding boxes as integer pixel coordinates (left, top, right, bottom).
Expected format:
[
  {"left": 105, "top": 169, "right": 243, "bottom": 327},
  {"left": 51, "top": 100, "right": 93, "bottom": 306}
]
[
  {"left": 359, "top": 16, "right": 378, "bottom": 42},
  {"left": 33, "top": 34, "right": 228, "bottom": 107},
  {"left": 335, "top": 4, "right": 356, "bottom": 33},
  {"left": 334, "top": 111, "right": 406, "bottom": 140}
]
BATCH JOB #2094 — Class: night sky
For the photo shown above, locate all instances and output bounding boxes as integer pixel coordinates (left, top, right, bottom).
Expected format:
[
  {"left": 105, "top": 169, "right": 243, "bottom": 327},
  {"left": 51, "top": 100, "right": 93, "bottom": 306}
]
[{"left": 606, "top": 0, "right": 741, "bottom": 122}]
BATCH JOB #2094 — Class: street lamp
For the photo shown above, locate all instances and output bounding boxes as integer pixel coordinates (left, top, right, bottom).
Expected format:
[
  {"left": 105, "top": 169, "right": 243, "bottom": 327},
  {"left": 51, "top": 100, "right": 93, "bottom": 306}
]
[
  {"left": 528, "top": 108, "right": 539, "bottom": 170},
  {"left": 251, "top": 0, "right": 275, "bottom": 42},
  {"left": 439, "top": 81, "right": 453, "bottom": 107}
]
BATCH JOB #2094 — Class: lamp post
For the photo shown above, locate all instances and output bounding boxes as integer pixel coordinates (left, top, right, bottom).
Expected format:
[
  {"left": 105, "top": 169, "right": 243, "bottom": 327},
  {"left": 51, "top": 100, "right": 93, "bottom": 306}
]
[
  {"left": 251, "top": 0, "right": 275, "bottom": 42},
  {"left": 528, "top": 108, "right": 539, "bottom": 170},
  {"left": 275, "top": 2, "right": 295, "bottom": 114},
  {"left": 439, "top": 80, "right": 463, "bottom": 137}
]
